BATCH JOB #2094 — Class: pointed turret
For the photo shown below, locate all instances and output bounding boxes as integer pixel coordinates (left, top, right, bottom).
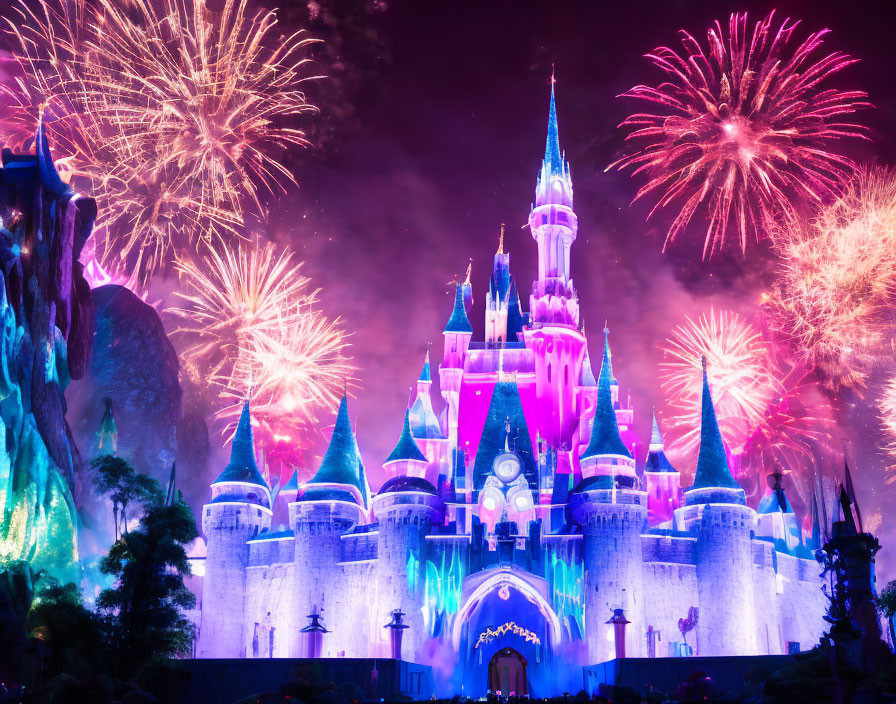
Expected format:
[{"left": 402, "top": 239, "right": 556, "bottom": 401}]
[
  {"left": 303, "top": 395, "right": 366, "bottom": 505},
  {"left": 213, "top": 401, "right": 269, "bottom": 491},
  {"left": 544, "top": 81, "right": 563, "bottom": 178},
  {"left": 579, "top": 350, "right": 597, "bottom": 387},
  {"left": 444, "top": 282, "right": 473, "bottom": 334},
  {"left": 385, "top": 410, "right": 428, "bottom": 465},
  {"left": 281, "top": 468, "right": 300, "bottom": 502},
  {"left": 418, "top": 350, "right": 432, "bottom": 383},
  {"left": 645, "top": 410, "right": 676, "bottom": 473},
  {"left": 580, "top": 329, "right": 631, "bottom": 462},
  {"left": 684, "top": 358, "right": 744, "bottom": 506}
]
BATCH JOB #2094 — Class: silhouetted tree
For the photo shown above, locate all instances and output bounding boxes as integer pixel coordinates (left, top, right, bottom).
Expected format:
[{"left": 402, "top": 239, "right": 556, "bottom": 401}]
[
  {"left": 28, "top": 582, "right": 109, "bottom": 680},
  {"left": 97, "top": 497, "right": 198, "bottom": 677},
  {"left": 91, "top": 455, "right": 163, "bottom": 538}
]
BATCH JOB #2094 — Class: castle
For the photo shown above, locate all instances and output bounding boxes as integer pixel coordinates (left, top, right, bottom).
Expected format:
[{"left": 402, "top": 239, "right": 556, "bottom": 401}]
[{"left": 197, "top": 85, "right": 827, "bottom": 695}]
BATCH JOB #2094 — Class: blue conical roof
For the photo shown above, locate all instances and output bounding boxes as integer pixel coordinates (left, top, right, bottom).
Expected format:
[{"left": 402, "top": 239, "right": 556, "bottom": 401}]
[
  {"left": 386, "top": 409, "right": 428, "bottom": 464},
  {"left": 580, "top": 330, "right": 632, "bottom": 460},
  {"left": 213, "top": 402, "right": 270, "bottom": 489},
  {"left": 691, "top": 359, "right": 740, "bottom": 491},
  {"left": 419, "top": 351, "right": 432, "bottom": 382},
  {"left": 307, "top": 396, "right": 366, "bottom": 499},
  {"left": 544, "top": 83, "right": 563, "bottom": 177},
  {"left": 444, "top": 282, "right": 473, "bottom": 333},
  {"left": 580, "top": 351, "right": 597, "bottom": 387}
]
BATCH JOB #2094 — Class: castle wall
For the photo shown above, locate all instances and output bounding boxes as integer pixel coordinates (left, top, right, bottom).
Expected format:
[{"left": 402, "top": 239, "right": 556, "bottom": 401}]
[
  {"left": 199, "top": 502, "right": 270, "bottom": 658},
  {"left": 641, "top": 559, "right": 698, "bottom": 656},
  {"left": 245, "top": 560, "right": 296, "bottom": 657},
  {"left": 324, "top": 560, "right": 379, "bottom": 657},
  {"left": 376, "top": 503, "right": 439, "bottom": 662},
  {"left": 695, "top": 505, "right": 757, "bottom": 656},
  {"left": 774, "top": 552, "right": 828, "bottom": 652},
  {"left": 580, "top": 500, "right": 647, "bottom": 662}
]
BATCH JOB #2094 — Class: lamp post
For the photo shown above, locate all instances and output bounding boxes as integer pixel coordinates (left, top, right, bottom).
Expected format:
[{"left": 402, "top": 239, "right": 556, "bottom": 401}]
[
  {"left": 301, "top": 612, "right": 328, "bottom": 658},
  {"left": 607, "top": 609, "right": 630, "bottom": 660},
  {"left": 384, "top": 610, "right": 410, "bottom": 660}
]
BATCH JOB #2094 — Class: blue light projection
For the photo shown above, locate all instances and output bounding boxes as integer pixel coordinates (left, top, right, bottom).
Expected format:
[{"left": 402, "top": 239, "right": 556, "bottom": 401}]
[
  {"left": 423, "top": 546, "right": 465, "bottom": 636},
  {"left": 548, "top": 550, "right": 584, "bottom": 638}
]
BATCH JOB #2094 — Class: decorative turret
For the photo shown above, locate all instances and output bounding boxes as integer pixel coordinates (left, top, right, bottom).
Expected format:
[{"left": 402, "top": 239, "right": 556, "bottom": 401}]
[
  {"left": 210, "top": 401, "right": 272, "bottom": 510},
  {"left": 409, "top": 350, "right": 443, "bottom": 441},
  {"left": 675, "top": 361, "right": 757, "bottom": 656},
  {"left": 684, "top": 358, "right": 746, "bottom": 507},
  {"left": 579, "top": 329, "right": 634, "bottom": 479},
  {"left": 528, "top": 78, "right": 579, "bottom": 334},
  {"left": 384, "top": 409, "right": 429, "bottom": 479},
  {"left": 199, "top": 401, "right": 272, "bottom": 658},
  {"left": 756, "top": 470, "right": 800, "bottom": 548},
  {"left": 300, "top": 395, "right": 367, "bottom": 508},
  {"left": 486, "top": 224, "right": 516, "bottom": 348},
  {"left": 444, "top": 281, "right": 473, "bottom": 335},
  {"left": 644, "top": 410, "right": 680, "bottom": 526},
  {"left": 280, "top": 468, "right": 300, "bottom": 504}
]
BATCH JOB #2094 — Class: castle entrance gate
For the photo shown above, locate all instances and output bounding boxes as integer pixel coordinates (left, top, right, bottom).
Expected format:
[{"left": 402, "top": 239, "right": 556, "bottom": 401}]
[{"left": 488, "top": 648, "right": 528, "bottom": 695}]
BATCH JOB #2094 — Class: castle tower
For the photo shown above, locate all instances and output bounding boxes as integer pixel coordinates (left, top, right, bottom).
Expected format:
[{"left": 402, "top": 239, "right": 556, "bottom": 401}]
[
  {"left": 578, "top": 329, "right": 635, "bottom": 480},
  {"left": 528, "top": 80, "right": 578, "bottom": 319},
  {"left": 644, "top": 410, "right": 680, "bottom": 526},
  {"left": 199, "top": 401, "right": 272, "bottom": 657},
  {"left": 384, "top": 409, "right": 429, "bottom": 479},
  {"left": 408, "top": 351, "right": 448, "bottom": 478},
  {"left": 676, "top": 359, "right": 757, "bottom": 656},
  {"left": 756, "top": 470, "right": 801, "bottom": 549},
  {"left": 289, "top": 395, "right": 367, "bottom": 656},
  {"left": 372, "top": 474, "right": 444, "bottom": 661},
  {"left": 440, "top": 282, "right": 473, "bottom": 460},
  {"left": 571, "top": 337, "right": 645, "bottom": 663}
]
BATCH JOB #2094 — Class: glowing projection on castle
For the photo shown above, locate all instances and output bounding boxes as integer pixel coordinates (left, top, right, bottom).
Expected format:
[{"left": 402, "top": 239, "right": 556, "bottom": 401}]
[{"left": 197, "top": 84, "right": 828, "bottom": 694}]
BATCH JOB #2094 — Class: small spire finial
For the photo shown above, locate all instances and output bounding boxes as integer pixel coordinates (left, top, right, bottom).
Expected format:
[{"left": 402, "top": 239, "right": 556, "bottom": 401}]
[
  {"left": 463, "top": 261, "right": 472, "bottom": 286},
  {"left": 551, "top": 63, "right": 556, "bottom": 86},
  {"left": 701, "top": 355, "right": 708, "bottom": 373},
  {"left": 497, "top": 223, "right": 505, "bottom": 255}
]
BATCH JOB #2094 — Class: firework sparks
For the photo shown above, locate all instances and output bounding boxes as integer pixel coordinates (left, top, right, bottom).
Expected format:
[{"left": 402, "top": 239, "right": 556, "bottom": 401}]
[
  {"left": 609, "top": 11, "right": 869, "bottom": 257},
  {"left": 740, "top": 354, "right": 838, "bottom": 507},
  {"left": 2, "top": 0, "right": 319, "bottom": 282},
  {"left": 171, "top": 241, "right": 354, "bottom": 471},
  {"left": 765, "top": 168, "right": 896, "bottom": 389},
  {"left": 660, "top": 309, "right": 776, "bottom": 464},
  {"left": 878, "top": 373, "right": 896, "bottom": 482}
]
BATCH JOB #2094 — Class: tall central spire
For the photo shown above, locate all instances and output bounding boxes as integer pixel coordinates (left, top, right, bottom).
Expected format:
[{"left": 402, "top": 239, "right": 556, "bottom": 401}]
[{"left": 544, "top": 79, "right": 563, "bottom": 177}]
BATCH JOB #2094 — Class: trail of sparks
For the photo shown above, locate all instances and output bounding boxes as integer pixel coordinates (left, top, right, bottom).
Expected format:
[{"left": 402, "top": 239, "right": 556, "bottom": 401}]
[
  {"left": 765, "top": 168, "right": 896, "bottom": 390},
  {"left": 609, "top": 11, "right": 869, "bottom": 257},
  {"left": 171, "top": 240, "right": 353, "bottom": 473},
  {"left": 661, "top": 309, "right": 776, "bottom": 463},
  {"left": 2, "top": 0, "right": 319, "bottom": 282}
]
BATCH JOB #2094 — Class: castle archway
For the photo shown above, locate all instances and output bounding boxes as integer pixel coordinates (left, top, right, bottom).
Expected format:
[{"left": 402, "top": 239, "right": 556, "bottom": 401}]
[
  {"left": 488, "top": 648, "right": 528, "bottom": 695},
  {"left": 453, "top": 568, "right": 563, "bottom": 697}
]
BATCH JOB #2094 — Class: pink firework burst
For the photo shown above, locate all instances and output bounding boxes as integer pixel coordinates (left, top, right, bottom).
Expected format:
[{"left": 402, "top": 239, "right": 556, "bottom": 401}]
[{"left": 609, "top": 11, "right": 870, "bottom": 257}]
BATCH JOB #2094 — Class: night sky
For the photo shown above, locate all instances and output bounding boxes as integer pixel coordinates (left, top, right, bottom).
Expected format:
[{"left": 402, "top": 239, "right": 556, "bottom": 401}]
[{"left": 254, "top": 0, "right": 896, "bottom": 580}]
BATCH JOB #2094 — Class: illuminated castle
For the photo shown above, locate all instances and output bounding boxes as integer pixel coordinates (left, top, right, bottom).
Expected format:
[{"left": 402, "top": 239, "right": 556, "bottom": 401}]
[{"left": 197, "top": 85, "right": 827, "bottom": 695}]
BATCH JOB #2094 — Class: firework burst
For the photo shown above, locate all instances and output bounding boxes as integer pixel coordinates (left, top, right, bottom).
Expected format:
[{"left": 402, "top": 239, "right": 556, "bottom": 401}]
[
  {"left": 171, "top": 240, "right": 353, "bottom": 473},
  {"left": 609, "top": 11, "right": 869, "bottom": 257},
  {"left": 660, "top": 309, "right": 776, "bottom": 465},
  {"left": 2, "top": 0, "right": 319, "bottom": 282},
  {"left": 765, "top": 168, "right": 896, "bottom": 389}
]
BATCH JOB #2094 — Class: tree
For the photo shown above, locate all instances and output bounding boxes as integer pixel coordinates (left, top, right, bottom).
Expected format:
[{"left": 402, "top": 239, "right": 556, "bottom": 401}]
[
  {"left": 877, "top": 580, "right": 896, "bottom": 652},
  {"left": 91, "top": 455, "right": 163, "bottom": 539},
  {"left": 97, "top": 498, "right": 198, "bottom": 677},
  {"left": 27, "top": 582, "right": 108, "bottom": 679}
]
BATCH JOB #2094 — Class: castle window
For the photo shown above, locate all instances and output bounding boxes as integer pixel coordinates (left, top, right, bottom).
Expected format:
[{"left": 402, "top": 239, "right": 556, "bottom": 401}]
[
  {"left": 257, "top": 509, "right": 261, "bottom": 517},
  {"left": 206, "top": 509, "right": 210, "bottom": 516},
  {"left": 547, "top": 364, "right": 552, "bottom": 382},
  {"left": 236, "top": 510, "right": 241, "bottom": 515},
  {"left": 564, "top": 365, "right": 569, "bottom": 384}
]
